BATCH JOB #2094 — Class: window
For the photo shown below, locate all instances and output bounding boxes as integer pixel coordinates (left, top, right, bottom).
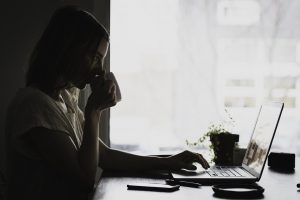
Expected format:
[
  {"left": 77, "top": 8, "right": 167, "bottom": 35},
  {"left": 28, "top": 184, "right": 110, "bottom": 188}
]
[
  {"left": 217, "top": 0, "right": 260, "bottom": 25},
  {"left": 110, "top": 0, "right": 300, "bottom": 156}
]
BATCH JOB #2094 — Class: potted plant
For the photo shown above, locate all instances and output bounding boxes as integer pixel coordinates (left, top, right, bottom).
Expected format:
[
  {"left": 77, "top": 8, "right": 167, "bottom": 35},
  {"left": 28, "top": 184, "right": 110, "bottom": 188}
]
[
  {"left": 186, "top": 109, "right": 239, "bottom": 166},
  {"left": 209, "top": 130, "right": 239, "bottom": 165}
]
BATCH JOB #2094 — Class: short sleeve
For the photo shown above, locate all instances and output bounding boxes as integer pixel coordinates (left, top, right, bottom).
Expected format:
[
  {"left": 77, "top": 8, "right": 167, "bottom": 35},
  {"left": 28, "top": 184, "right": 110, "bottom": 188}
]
[{"left": 5, "top": 88, "right": 75, "bottom": 158}]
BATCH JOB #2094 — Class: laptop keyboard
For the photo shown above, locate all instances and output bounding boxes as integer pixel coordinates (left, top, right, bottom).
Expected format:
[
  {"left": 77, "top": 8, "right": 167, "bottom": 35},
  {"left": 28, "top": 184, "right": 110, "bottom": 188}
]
[{"left": 206, "top": 166, "right": 243, "bottom": 177}]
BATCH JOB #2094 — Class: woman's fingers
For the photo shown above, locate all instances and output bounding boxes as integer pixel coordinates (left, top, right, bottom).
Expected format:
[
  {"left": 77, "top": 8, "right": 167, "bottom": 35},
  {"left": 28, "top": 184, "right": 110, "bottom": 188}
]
[
  {"left": 197, "top": 153, "right": 210, "bottom": 169},
  {"left": 88, "top": 78, "right": 118, "bottom": 111},
  {"left": 180, "top": 163, "right": 197, "bottom": 170},
  {"left": 169, "top": 150, "right": 210, "bottom": 171},
  {"left": 181, "top": 151, "right": 210, "bottom": 170}
]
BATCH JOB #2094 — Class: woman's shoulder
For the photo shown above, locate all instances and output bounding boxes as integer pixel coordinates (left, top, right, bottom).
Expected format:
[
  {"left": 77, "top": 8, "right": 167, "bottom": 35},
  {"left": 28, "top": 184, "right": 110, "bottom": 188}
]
[
  {"left": 15, "top": 86, "right": 50, "bottom": 103},
  {"left": 7, "top": 87, "right": 55, "bottom": 115}
]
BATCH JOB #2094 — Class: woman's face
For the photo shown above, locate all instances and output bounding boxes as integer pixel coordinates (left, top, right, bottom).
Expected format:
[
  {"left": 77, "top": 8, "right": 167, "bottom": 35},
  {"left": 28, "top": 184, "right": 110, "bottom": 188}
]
[{"left": 72, "top": 38, "right": 109, "bottom": 89}]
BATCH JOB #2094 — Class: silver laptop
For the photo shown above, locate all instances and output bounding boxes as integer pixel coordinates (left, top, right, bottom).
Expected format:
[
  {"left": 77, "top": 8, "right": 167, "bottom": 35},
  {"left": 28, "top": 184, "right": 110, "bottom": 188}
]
[{"left": 171, "top": 102, "right": 284, "bottom": 185}]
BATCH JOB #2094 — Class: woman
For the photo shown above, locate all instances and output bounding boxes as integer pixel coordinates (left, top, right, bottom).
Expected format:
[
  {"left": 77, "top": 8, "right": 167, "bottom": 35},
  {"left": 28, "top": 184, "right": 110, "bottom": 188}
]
[{"left": 5, "top": 5, "right": 209, "bottom": 200}]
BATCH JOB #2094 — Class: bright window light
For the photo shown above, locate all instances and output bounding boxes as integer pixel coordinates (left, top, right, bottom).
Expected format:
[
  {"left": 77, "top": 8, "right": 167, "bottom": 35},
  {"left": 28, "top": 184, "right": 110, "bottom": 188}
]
[
  {"left": 110, "top": 0, "right": 300, "bottom": 156},
  {"left": 217, "top": 0, "right": 260, "bottom": 25}
]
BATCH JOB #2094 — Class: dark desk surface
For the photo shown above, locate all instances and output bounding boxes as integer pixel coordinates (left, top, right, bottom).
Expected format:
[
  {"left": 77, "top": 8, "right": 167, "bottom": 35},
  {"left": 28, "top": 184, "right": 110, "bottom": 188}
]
[{"left": 92, "top": 159, "right": 300, "bottom": 200}]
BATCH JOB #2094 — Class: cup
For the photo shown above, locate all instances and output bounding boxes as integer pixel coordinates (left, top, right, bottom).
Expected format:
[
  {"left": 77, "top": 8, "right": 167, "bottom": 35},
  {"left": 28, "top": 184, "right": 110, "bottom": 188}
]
[{"left": 105, "top": 72, "right": 122, "bottom": 102}]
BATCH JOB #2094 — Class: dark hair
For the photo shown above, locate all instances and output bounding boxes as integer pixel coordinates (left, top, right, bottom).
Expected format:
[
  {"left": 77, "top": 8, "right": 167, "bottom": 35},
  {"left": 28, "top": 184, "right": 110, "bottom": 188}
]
[{"left": 26, "top": 5, "right": 109, "bottom": 93}]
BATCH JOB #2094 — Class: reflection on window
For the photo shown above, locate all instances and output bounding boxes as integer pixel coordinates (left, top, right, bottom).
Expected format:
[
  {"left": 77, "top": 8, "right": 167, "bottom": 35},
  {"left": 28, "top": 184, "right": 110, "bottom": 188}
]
[{"left": 111, "top": 0, "right": 300, "bottom": 156}]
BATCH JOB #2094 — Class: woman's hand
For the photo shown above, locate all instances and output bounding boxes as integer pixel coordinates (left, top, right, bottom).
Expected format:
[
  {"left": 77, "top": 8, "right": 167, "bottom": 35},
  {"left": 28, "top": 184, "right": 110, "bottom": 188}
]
[
  {"left": 86, "top": 75, "right": 117, "bottom": 113},
  {"left": 165, "top": 150, "right": 210, "bottom": 171}
]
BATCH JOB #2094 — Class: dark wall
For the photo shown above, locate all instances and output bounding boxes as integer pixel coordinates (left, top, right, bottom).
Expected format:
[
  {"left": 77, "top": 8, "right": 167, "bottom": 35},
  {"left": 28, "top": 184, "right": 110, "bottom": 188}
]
[{"left": 0, "top": 0, "right": 110, "bottom": 175}]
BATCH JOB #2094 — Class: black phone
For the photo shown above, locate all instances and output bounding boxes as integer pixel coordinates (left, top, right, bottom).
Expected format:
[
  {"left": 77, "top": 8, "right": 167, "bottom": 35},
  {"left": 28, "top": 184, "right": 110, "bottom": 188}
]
[{"left": 127, "top": 183, "right": 180, "bottom": 192}]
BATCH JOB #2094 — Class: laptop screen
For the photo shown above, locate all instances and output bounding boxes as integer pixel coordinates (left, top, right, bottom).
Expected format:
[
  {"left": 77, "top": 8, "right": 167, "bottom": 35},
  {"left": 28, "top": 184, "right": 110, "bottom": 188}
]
[{"left": 242, "top": 102, "right": 283, "bottom": 176}]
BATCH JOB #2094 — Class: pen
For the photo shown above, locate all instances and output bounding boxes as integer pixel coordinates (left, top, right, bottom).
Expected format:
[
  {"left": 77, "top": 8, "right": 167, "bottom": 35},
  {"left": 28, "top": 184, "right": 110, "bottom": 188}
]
[{"left": 165, "top": 179, "right": 201, "bottom": 188}]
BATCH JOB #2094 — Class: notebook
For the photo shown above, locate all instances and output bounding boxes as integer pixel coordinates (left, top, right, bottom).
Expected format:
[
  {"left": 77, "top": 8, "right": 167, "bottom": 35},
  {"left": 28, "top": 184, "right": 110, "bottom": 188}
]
[{"left": 171, "top": 102, "right": 284, "bottom": 185}]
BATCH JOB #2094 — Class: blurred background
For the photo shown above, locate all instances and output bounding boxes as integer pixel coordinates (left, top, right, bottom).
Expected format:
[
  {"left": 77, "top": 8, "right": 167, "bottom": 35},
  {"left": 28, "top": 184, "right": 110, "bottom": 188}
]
[{"left": 110, "top": 0, "right": 300, "bottom": 156}]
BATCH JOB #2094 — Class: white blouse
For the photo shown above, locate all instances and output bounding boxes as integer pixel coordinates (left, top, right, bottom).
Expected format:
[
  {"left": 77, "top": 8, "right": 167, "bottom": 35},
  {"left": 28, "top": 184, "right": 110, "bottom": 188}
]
[{"left": 5, "top": 86, "right": 87, "bottom": 200}]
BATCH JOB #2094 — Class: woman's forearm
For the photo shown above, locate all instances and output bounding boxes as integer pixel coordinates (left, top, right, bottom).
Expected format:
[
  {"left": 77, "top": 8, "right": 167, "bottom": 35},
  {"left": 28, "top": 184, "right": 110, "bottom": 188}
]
[
  {"left": 98, "top": 141, "right": 210, "bottom": 172},
  {"left": 98, "top": 140, "right": 167, "bottom": 171},
  {"left": 78, "top": 109, "right": 101, "bottom": 187}
]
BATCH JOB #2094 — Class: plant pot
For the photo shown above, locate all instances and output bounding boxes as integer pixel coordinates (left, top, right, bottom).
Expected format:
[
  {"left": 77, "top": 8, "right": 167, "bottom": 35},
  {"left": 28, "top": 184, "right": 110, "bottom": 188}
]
[
  {"left": 210, "top": 132, "right": 239, "bottom": 166},
  {"left": 233, "top": 147, "right": 247, "bottom": 166}
]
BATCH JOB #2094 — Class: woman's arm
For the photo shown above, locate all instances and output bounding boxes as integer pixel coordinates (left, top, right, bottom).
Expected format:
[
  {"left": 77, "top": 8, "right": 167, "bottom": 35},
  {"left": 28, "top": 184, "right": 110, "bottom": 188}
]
[
  {"left": 26, "top": 78, "right": 116, "bottom": 191},
  {"left": 27, "top": 109, "right": 101, "bottom": 191},
  {"left": 98, "top": 138, "right": 166, "bottom": 171},
  {"left": 98, "top": 138, "right": 210, "bottom": 172}
]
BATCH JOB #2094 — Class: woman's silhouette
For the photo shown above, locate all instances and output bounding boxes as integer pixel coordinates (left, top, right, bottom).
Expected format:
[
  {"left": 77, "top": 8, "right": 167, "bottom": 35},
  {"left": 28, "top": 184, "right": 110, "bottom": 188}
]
[{"left": 5, "top": 5, "right": 209, "bottom": 200}]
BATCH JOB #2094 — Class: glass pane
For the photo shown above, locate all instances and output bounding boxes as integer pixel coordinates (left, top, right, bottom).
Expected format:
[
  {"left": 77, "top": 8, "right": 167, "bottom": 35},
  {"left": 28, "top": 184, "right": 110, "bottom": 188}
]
[{"left": 110, "top": 0, "right": 300, "bottom": 156}]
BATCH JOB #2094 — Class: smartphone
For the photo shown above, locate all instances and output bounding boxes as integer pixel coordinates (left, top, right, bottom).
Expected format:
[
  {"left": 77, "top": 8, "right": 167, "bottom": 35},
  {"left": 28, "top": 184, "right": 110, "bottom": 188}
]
[{"left": 127, "top": 183, "right": 180, "bottom": 192}]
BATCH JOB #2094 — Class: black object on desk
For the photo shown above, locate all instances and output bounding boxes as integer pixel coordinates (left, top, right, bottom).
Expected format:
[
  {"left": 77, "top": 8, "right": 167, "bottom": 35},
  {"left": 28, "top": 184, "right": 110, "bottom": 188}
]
[
  {"left": 127, "top": 183, "right": 180, "bottom": 192},
  {"left": 166, "top": 179, "right": 201, "bottom": 188},
  {"left": 268, "top": 152, "right": 295, "bottom": 170},
  {"left": 212, "top": 183, "right": 264, "bottom": 198}
]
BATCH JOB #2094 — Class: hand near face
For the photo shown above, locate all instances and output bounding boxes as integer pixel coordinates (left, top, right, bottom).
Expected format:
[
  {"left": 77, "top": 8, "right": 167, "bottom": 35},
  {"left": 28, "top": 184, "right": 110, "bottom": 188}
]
[
  {"left": 86, "top": 75, "right": 117, "bottom": 112},
  {"left": 165, "top": 150, "right": 210, "bottom": 171}
]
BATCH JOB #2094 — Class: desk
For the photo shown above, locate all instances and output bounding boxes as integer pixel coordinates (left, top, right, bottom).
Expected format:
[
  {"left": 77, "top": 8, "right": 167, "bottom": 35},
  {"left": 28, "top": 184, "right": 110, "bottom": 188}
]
[{"left": 92, "top": 158, "right": 300, "bottom": 200}]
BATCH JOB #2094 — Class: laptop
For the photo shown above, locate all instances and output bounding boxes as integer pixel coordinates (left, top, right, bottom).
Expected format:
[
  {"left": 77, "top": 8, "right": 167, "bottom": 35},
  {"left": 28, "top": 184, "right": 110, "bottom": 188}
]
[{"left": 171, "top": 102, "right": 284, "bottom": 185}]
